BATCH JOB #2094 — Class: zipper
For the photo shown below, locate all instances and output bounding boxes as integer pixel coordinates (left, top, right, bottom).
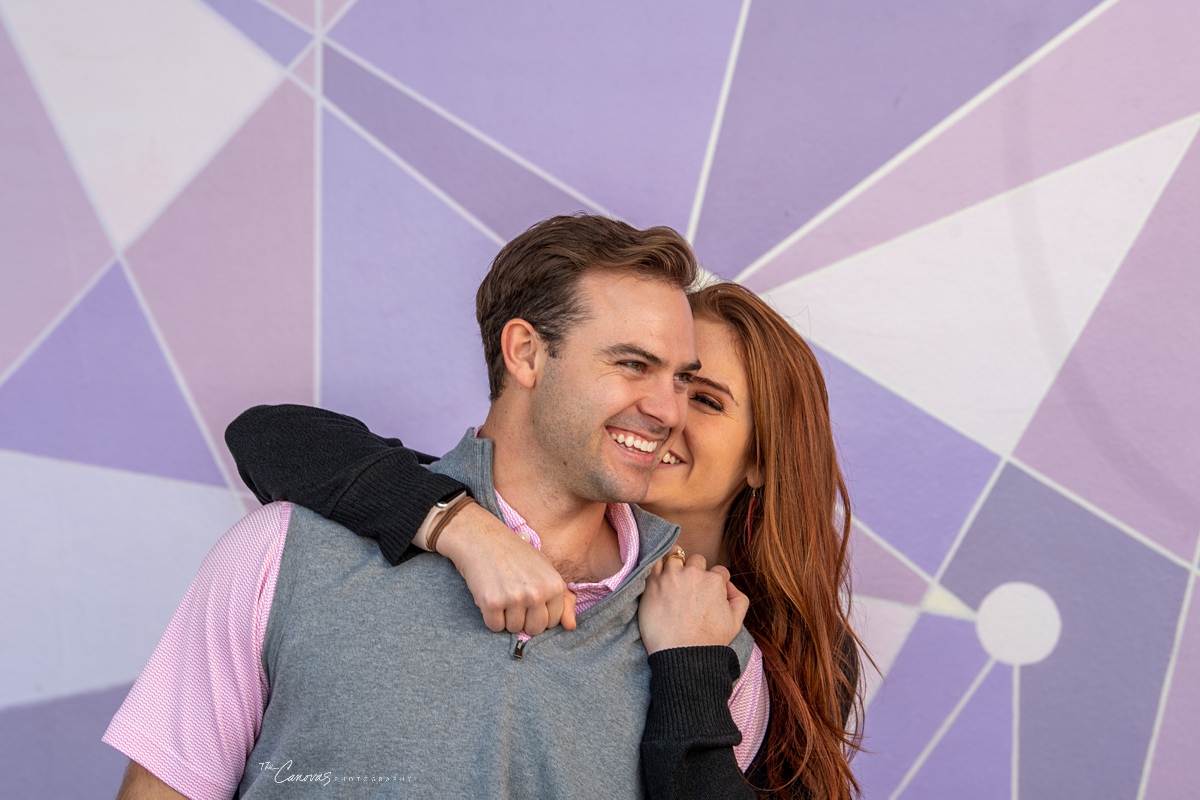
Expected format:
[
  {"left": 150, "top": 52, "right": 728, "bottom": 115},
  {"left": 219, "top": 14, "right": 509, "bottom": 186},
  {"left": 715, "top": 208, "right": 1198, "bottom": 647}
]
[{"left": 507, "top": 523, "right": 680, "bottom": 662}]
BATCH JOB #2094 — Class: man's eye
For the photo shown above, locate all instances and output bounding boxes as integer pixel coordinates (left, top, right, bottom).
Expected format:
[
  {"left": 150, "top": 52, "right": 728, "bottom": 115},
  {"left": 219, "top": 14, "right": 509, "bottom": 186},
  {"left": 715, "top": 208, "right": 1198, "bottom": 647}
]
[
  {"left": 674, "top": 372, "right": 694, "bottom": 384},
  {"left": 691, "top": 393, "right": 723, "bottom": 412},
  {"left": 621, "top": 361, "right": 647, "bottom": 372}
]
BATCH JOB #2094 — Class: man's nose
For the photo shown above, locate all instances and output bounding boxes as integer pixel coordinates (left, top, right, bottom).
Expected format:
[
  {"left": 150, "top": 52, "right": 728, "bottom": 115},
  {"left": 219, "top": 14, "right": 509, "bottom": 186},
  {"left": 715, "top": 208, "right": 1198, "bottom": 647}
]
[{"left": 639, "top": 374, "right": 686, "bottom": 433}]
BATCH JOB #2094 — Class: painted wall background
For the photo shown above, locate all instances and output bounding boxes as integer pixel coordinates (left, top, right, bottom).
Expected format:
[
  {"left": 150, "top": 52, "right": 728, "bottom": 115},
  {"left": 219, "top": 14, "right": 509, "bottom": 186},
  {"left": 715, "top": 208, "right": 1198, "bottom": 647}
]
[{"left": 0, "top": 1, "right": 1197, "bottom": 797}]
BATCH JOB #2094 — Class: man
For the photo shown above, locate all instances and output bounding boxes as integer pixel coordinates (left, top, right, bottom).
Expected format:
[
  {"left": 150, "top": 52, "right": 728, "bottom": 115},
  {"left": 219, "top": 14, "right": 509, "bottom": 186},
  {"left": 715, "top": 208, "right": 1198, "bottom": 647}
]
[{"left": 105, "top": 215, "right": 756, "bottom": 798}]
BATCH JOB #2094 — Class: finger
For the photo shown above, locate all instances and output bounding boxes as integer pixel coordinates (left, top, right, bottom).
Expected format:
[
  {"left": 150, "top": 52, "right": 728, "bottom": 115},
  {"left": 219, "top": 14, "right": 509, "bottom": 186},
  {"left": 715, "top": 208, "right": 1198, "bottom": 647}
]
[
  {"left": 545, "top": 590, "right": 565, "bottom": 630},
  {"left": 684, "top": 553, "right": 708, "bottom": 572},
  {"left": 481, "top": 604, "right": 507, "bottom": 633},
  {"left": 524, "top": 602, "right": 550, "bottom": 637},
  {"left": 710, "top": 565, "right": 731, "bottom": 582},
  {"left": 651, "top": 558, "right": 664, "bottom": 577},
  {"left": 561, "top": 590, "right": 578, "bottom": 631},
  {"left": 662, "top": 552, "right": 685, "bottom": 571},
  {"left": 728, "top": 584, "right": 750, "bottom": 626},
  {"left": 504, "top": 606, "right": 526, "bottom": 634}
]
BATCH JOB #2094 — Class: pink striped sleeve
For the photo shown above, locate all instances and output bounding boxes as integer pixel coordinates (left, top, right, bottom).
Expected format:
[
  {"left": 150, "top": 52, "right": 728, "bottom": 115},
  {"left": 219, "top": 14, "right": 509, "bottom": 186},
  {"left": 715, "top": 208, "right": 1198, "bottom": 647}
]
[
  {"left": 729, "top": 642, "right": 770, "bottom": 771},
  {"left": 102, "top": 502, "right": 291, "bottom": 800}
]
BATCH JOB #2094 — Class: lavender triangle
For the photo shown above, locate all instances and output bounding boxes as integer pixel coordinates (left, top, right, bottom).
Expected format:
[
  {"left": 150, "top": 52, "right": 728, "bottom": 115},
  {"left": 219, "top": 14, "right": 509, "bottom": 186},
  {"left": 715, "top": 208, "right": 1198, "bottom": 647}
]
[{"left": 0, "top": 265, "right": 224, "bottom": 485}]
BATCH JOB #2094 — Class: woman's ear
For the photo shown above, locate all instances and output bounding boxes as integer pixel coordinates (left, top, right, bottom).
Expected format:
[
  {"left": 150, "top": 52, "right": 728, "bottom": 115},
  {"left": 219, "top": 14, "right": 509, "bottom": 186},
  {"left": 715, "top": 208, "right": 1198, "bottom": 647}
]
[
  {"left": 745, "top": 460, "right": 764, "bottom": 490},
  {"left": 500, "top": 318, "right": 544, "bottom": 390}
]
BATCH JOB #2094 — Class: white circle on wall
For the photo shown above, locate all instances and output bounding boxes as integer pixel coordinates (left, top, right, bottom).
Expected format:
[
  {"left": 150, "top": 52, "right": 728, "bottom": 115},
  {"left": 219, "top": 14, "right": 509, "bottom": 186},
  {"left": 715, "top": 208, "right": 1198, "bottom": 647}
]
[{"left": 975, "top": 582, "right": 1062, "bottom": 665}]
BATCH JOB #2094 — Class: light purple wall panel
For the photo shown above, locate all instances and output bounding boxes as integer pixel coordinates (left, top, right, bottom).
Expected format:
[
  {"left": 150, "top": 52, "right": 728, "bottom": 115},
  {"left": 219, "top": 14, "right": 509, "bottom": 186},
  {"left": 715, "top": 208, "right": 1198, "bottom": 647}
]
[
  {"left": 0, "top": 684, "right": 131, "bottom": 800},
  {"left": 330, "top": 0, "right": 741, "bottom": 234},
  {"left": 320, "top": 112, "right": 494, "bottom": 455}
]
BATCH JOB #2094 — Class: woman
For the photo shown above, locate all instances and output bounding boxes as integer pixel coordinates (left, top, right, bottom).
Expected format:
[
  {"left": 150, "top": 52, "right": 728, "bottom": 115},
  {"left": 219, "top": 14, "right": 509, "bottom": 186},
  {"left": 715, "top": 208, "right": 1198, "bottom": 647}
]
[{"left": 227, "top": 282, "right": 866, "bottom": 798}]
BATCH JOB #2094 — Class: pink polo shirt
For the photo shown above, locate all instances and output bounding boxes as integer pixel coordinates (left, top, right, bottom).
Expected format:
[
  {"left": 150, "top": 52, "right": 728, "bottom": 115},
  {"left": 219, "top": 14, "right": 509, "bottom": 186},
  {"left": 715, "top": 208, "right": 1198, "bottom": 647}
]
[{"left": 104, "top": 500, "right": 768, "bottom": 800}]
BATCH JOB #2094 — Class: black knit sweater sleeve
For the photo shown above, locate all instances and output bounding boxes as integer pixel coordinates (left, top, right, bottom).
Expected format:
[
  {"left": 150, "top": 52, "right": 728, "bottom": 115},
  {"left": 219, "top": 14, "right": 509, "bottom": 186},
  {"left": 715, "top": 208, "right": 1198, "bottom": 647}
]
[
  {"left": 641, "top": 646, "right": 757, "bottom": 800},
  {"left": 644, "top": 633, "right": 862, "bottom": 799},
  {"left": 224, "top": 404, "right": 468, "bottom": 564}
]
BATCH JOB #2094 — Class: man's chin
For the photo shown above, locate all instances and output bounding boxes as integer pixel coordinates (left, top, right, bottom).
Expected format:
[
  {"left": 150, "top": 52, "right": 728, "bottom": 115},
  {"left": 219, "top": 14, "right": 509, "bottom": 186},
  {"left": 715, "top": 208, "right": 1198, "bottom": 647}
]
[{"left": 588, "top": 470, "right": 653, "bottom": 505}]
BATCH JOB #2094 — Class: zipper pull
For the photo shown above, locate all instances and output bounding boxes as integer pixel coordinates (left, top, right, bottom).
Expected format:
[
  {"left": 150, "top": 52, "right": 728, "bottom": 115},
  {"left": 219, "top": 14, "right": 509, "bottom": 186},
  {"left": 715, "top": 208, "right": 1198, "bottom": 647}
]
[{"left": 513, "top": 639, "right": 526, "bottom": 660}]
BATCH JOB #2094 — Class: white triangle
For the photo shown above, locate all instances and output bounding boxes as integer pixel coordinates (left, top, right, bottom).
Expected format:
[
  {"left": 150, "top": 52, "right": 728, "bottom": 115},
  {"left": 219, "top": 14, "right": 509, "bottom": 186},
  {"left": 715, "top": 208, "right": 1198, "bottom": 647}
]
[
  {"left": 0, "top": 450, "right": 245, "bottom": 707},
  {"left": 851, "top": 596, "right": 921, "bottom": 707},
  {"left": 921, "top": 584, "right": 976, "bottom": 620},
  {"left": 0, "top": 0, "right": 282, "bottom": 247},
  {"left": 764, "top": 114, "right": 1200, "bottom": 455}
]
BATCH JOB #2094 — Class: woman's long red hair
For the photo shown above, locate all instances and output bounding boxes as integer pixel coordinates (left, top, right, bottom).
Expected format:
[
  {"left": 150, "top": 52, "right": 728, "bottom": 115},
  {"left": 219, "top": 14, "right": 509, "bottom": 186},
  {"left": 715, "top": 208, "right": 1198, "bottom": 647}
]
[{"left": 690, "top": 283, "right": 867, "bottom": 798}]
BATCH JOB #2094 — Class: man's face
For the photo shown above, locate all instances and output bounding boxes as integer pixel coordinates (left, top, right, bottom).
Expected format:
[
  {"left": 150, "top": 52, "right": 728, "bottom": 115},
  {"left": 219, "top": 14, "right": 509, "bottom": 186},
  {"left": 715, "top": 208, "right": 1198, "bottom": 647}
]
[{"left": 529, "top": 271, "right": 697, "bottom": 505}]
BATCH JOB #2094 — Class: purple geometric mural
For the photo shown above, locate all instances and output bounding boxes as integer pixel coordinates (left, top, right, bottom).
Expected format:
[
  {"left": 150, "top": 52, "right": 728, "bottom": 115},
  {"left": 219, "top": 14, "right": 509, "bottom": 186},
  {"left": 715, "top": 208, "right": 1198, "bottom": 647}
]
[
  {"left": 901, "top": 662, "right": 1012, "bottom": 800},
  {"left": 320, "top": 112, "right": 495, "bottom": 455},
  {"left": 849, "top": 524, "right": 929, "bottom": 605},
  {"left": 821, "top": 347, "right": 998, "bottom": 575},
  {"left": 1144, "top": 587, "right": 1200, "bottom": 799},
  {"left": 942, "top": 465, "right": 1188, "bottom": 800},
  {"left": 1017, "top": 130, "right": 1200, "bottom": 560},
  {"left": 322, "top": 45, "right": 587, "bottom": 239},
  {"left": 0, "top": 684, "right": 132, "bottom": 800},
  {"left": 854, "top": 614, "right": 990, "bottom": 798},
  {"left": 0, "top": 23, "right": 111, "bottom": 379},
  {"left": 329, "top": 0, "right": 742, "bottom": 233},
  {"left": 0, "top": 264, "right": 223, "bottom": 484},
  {"left": 200, "top": 0, "right": 311, "bottom": 65},
  {"left": 126, "top": 81, "right": 316, "bottom": 483},
  {"left": 743, "top": 0, "right": 1200, "bottom": 291},
  {"left": 694, "top": 0, "right": 1106, "bottom": 278},
  {"left": 2, "top": 2, "right": 1197, "bottom": 797}
]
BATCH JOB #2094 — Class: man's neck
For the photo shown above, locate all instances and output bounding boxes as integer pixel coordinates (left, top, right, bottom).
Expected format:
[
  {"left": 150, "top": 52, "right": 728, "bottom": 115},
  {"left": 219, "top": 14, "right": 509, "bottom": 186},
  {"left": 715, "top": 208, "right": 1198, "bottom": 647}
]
[{"left": 479, "top": 412, "right": 621, "bottom": 583}]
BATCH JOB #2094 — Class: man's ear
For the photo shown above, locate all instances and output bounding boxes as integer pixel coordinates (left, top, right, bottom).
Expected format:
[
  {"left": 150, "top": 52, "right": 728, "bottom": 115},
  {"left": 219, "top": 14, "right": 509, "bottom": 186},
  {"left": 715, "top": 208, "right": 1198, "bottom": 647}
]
[{"left": 500, "top": 318, "right": 544, "bottom": 390}]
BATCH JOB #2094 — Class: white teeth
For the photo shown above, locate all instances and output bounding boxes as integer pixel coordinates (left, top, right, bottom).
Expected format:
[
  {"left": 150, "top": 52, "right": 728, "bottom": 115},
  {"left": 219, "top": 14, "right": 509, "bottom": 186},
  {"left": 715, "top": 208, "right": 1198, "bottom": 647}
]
[
  {"left": 661, "top": 453, "right": 680, "bottom": 465},
  {"left": 610, "top": 431, "right": 658, "bottom": 454}
]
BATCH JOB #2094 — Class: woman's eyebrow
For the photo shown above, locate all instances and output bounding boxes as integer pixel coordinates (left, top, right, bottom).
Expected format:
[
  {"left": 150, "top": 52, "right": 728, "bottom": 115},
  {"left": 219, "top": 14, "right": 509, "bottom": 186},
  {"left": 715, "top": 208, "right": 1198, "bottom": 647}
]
[{"left": 691, "top": 375, "right": 734, "bottom": 402}]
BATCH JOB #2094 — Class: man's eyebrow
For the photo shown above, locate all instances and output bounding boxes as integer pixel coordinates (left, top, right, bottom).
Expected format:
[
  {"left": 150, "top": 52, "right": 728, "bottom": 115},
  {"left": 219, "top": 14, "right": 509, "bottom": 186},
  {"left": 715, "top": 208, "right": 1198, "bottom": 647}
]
[
  {"left": 599, "top": 344, "right": 665, "bottom": 367},
  {"left": 599, "top": 345, "right": 700, "bottom": 376},
  {"left": 691, "top": 374, "right": 734, "bottom": 401}
]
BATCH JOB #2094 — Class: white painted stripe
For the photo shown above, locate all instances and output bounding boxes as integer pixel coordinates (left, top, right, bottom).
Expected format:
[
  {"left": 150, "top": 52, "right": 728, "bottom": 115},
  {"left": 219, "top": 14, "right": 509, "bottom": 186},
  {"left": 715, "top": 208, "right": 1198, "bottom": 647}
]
[{"left": 686, "top": 0, "right": 752, "bottom": 244}]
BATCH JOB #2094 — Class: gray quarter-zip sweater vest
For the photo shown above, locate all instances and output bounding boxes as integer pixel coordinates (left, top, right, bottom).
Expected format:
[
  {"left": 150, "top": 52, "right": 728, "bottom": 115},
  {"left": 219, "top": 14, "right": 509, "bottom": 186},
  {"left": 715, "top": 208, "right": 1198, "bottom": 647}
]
[{"left": 237, "top": 430, "right": 755, "bottom": 799}]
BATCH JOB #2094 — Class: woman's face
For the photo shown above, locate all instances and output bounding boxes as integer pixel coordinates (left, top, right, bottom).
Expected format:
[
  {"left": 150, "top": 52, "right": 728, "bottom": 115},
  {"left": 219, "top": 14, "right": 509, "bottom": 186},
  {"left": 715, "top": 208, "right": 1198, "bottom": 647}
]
[{"left": 641, "top": 317, "right": 760, "bottom": 520}]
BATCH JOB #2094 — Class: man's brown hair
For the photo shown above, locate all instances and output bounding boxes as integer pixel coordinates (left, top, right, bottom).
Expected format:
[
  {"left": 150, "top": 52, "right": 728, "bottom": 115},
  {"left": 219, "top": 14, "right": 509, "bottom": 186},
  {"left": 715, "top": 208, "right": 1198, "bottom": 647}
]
[{"left": 476, "top": 214, "right": 698, "bottom": 401}]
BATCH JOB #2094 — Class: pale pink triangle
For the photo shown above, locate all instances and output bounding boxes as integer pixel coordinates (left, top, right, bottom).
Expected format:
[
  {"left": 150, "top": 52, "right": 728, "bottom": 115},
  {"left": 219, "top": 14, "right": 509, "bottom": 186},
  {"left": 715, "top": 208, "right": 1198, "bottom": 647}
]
[
  {"left": 323, "top": 0, "right": 355, "bottom": 29},
  {"left": 126, "top": 82, "right": 315, "bottom": 484},
  {"left": 0, "top": 24, "right": 111, "bottom": 378},
  {"left": 264, "top": 0, "right": 315, "bottom": 29},
  {"left": 292, "top": 46, "right": 316, "bottom": 89},
  {"left": 745, "top": 0, "right": 1200, "bottom": 292},
  {"left": 850, "top": 524, "right": 929, "bottom": 606}
]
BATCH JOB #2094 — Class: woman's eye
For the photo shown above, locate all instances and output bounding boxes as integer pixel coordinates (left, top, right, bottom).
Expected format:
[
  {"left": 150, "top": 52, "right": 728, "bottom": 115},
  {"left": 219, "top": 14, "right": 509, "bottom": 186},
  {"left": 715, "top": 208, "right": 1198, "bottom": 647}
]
[{"left": 691, "top": 393, "right": 723, "bottom": 412}]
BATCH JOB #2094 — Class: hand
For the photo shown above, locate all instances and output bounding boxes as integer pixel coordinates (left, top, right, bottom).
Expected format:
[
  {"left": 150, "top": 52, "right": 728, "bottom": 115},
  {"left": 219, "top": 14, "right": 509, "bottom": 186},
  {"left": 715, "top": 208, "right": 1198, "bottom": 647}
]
[
  {"left": 434, "top": 502, "right": 577, "bottom": 636},
  {"left": 638, "top": 552, "right": 750, "bottom": 655}
]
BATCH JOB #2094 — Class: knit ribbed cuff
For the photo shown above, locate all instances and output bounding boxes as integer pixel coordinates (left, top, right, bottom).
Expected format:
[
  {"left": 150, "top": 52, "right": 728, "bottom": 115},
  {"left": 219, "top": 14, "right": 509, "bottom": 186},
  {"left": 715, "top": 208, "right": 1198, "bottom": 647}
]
[
  {"left": 330, "top": 449, "right": 469, "bottom": 565},
  {"left": 643, "top": 646, "right": 743, "bottom": 744}
]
